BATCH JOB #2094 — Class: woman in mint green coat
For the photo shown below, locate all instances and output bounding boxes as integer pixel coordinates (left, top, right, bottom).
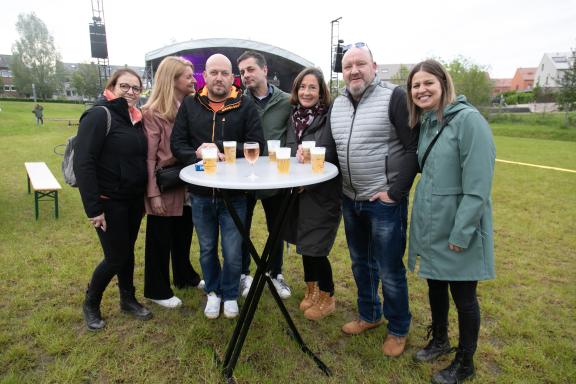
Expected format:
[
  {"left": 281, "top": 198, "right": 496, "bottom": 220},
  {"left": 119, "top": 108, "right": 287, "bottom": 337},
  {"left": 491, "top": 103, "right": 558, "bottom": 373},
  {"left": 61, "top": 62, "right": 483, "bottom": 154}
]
[{"left": 406, "top": 60, "right": 495, "bottom": 384}]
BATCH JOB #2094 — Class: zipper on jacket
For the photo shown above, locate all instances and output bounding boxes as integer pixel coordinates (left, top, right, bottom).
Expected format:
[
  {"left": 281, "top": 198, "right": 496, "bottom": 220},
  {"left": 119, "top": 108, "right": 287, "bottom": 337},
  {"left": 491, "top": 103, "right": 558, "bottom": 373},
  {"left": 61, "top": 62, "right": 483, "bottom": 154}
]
[
  {"left": 346, "top": 110, "right": 357, "bottom": 199},
  {"left": 384, "top": 155, "right": 389, "bottom": 186}
]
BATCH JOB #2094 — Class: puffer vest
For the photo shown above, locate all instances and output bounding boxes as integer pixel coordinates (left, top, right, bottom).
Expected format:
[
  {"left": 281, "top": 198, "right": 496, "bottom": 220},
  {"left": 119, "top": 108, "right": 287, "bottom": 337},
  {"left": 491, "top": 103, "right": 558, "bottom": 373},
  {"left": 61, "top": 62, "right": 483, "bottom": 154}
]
[{"left": 331, "top": 78, "right": 404, "bottom": 200}]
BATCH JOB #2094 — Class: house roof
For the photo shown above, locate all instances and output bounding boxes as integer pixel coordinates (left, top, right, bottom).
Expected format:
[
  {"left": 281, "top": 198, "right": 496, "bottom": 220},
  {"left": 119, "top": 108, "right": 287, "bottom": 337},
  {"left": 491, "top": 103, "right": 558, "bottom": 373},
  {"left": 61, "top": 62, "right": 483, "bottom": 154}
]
[
  {"left": 514, "top": 68, "right": 537, "bottom": 81},
  {"left": 544, "top": 52, "right": 574, "bottom": 70},
  {"left": 493, "top": 78, "right": 512, "bottom": 87},
  {"left": 0, "top": 54, "right": 11, "bottom": 69},
  {"left": 376, "top": 63, "right": 415, "bottom": 79}
]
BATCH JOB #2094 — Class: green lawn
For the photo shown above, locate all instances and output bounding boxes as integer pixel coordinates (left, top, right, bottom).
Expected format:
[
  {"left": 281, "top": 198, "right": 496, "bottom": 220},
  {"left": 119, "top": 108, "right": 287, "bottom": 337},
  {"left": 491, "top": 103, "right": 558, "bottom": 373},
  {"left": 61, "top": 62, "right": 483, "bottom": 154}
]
[{"left": 0, "top": 101, "right": 575, "bottom": 383}]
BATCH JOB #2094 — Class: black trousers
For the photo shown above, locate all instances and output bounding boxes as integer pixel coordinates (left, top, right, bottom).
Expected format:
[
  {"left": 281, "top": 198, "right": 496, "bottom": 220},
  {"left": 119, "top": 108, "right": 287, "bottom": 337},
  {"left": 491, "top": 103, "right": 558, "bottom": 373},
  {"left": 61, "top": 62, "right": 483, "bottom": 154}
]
[
  {"left": 302, "top": 255, "right": 334, "bottom": 294},
  {"left": 144, "top": 206, "right": 201, "bottom": 299},
  {"left": 427, "top": 279, "right": 480, "bottom": 355},
  {"left": 89, "top": 198, "right": 143, "bottom": 295},
  {"left": 242, "top": 193, "right": 284, "bottom": 277}
]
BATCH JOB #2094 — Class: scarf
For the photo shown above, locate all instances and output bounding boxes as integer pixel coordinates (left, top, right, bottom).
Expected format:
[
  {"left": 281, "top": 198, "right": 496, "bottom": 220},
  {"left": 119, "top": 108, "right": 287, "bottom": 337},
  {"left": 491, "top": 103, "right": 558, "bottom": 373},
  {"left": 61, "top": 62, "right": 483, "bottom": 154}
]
[
  {"left": 103, "top": 89, "right": 142, "bottom": 124},
  {"left": 291, "top": 104, "right": 324, "bottom": 140}
]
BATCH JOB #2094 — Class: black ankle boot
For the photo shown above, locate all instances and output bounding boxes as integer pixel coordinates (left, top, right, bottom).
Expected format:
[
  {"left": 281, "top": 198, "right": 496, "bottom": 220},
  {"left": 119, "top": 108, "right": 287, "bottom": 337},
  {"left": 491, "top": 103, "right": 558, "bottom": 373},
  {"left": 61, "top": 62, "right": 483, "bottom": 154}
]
[
  {"left": 119, "top": 287, "right": 152, "bottom": 320},
  {"left": 83, "top": 285, "right": 105, "bottom": 331},
  {"left": 414, "top": 323, "right": 452, "bottom": 362},
  {"left": 431, "top": 350, "right": 475, "bottom": 384}
]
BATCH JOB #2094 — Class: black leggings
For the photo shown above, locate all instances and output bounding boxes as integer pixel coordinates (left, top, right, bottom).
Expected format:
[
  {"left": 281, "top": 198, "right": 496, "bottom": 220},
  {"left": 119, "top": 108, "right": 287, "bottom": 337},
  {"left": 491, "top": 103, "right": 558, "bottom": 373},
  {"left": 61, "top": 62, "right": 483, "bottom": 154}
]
[
  {"left": 427, "top": 279, "right": 480, "bottom": 355},
  {"left": 89, "top": 198, "right": 143, "bottom": 295},
  {"left": 302, "top": 255, "right": 334, "bottom": 294}
]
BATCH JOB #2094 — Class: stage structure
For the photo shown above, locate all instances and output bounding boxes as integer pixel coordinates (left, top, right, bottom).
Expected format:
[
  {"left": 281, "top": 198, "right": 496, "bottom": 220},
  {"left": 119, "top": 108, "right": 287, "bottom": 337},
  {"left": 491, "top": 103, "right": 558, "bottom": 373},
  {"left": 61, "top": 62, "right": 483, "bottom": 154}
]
[
  {"left": 89, "top": 0, "right": 110, "bottom": 92},
  {"left": 144, "top": 38, "right": 314, "bottom": 93},
  {"left": 330, "top": 17, "right": 343, "bottom": 97}
]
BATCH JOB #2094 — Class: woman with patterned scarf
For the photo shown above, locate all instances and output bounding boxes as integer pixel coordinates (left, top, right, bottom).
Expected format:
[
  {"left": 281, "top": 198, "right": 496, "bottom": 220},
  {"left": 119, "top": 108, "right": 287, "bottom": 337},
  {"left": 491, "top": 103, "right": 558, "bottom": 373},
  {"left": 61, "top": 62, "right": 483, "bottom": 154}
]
[{"left": 285, "top": 67, "right": 342, "bottom": 321}]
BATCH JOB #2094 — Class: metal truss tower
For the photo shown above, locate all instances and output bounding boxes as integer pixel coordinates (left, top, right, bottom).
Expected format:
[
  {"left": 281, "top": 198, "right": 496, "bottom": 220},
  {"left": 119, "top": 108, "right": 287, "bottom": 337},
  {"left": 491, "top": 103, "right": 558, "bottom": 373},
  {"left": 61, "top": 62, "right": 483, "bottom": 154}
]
[
  {"left": 90, "top": 0, "right": 110, "bottom": 93},
  {"left": 329, "top": 17, "right": 342, "bottom": 97}
]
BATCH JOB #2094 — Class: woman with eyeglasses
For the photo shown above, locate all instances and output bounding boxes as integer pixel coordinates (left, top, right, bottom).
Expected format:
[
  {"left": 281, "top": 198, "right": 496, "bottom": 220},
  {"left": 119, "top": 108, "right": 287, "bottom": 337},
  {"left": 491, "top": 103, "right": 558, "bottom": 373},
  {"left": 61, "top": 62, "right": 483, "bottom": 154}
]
[
  {"left": 284, "top": 67, "right": 342, "bottom": 321},
  {"left": 406, "top": 59, "right": 495, "bottom": 384},
  {"left": 141, "top": 56, "right": 204, "bottom": 309},
  {"left": 74, "top": 68, "right": 152, "bottom": 331}
]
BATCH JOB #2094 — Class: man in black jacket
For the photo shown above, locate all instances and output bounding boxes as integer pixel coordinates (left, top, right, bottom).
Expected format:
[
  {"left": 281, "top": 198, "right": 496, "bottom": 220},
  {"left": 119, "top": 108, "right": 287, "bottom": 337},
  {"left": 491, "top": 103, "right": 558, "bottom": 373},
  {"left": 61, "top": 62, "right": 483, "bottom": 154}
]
[{"left": 171, "top": 54, "right": 265, "bottom": 320}]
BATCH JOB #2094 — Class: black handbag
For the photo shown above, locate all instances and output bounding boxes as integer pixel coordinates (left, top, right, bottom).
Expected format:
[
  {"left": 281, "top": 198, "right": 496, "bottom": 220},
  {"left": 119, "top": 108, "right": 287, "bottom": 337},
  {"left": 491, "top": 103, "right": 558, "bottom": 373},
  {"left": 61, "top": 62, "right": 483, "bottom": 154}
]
[{"left": 155, "top": 163, "right": 186, "bottom": 192}]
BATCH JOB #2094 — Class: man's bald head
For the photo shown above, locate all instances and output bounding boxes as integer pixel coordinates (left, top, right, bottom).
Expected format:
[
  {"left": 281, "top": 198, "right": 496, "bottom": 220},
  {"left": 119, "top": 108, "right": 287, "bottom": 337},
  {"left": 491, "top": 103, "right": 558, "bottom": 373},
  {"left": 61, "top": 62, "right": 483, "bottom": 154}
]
[
  {"left": 203, "top": 53, "right": 235, "bottom": 101},
  {"left": 206, "top": 53, "right": 232, "bottom": 72}
]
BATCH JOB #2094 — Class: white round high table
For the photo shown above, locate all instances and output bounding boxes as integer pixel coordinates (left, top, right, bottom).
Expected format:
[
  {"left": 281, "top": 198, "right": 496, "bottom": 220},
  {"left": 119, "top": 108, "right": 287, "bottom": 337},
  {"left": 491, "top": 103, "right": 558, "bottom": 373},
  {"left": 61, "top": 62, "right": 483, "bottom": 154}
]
[
  {"left": 179, "top": 156, "right": 338, "bottom": 190},
  {"left": 180, "top": 156, "right": 338, "bottom": 379}
]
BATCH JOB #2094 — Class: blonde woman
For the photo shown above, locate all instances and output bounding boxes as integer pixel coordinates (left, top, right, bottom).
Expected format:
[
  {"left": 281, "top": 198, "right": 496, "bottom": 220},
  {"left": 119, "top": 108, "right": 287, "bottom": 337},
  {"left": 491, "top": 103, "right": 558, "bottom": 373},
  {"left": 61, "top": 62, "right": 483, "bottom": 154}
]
[{"left": 142, "top": 56, "right": 203, "bottom": 308}]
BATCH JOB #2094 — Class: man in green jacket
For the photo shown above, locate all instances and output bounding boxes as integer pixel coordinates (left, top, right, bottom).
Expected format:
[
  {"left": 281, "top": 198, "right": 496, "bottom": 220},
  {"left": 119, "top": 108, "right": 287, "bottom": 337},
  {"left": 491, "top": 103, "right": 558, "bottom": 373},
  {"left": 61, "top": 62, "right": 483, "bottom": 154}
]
[{"left": 237, "top": 51, "right": 292, "bottom": 299}]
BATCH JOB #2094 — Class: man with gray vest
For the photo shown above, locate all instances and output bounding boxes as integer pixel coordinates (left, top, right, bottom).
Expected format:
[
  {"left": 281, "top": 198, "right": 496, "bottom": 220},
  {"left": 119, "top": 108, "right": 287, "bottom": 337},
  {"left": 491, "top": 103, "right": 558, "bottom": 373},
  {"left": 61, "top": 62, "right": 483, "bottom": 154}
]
[
  {"left": 330, "top": 43, "right": 419, "bottom": 357},
  {"left": 237, "top": 51, "right": 292, "bottom": 299}
]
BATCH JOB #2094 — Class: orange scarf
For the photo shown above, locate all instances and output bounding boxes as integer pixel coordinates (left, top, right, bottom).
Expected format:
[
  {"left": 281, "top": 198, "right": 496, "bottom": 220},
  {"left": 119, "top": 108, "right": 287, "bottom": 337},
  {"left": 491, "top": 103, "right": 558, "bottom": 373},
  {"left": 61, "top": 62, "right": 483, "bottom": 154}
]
[{"left": 103, "top": 89, "right": 142, "bottom": 124}]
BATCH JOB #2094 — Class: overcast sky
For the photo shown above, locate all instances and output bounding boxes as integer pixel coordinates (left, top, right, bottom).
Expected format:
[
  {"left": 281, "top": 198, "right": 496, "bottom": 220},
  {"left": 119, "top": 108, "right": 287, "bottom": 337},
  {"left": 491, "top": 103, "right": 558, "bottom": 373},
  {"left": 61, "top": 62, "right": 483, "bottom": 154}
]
[{"left": 1, "top": 0, "right": 575, "bottom": 79}]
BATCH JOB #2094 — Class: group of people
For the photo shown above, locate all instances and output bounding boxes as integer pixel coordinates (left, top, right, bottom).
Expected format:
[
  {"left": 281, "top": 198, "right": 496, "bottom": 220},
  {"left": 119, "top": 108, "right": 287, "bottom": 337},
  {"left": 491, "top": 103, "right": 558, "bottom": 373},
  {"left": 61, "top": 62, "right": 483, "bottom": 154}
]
[{"left": 73, "top": 43, "right": 495, "bottom": 384}]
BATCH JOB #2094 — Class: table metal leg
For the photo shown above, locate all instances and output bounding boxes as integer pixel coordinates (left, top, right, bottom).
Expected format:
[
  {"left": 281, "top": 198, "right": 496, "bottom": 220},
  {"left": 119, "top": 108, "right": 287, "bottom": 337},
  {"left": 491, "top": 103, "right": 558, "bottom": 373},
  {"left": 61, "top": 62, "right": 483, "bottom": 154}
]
[
  {"left": 220, "top": 189, "right": 331, "bottom": 379},
  {"left": 34, "top": 191, "right": 39, "bottom": 220}
]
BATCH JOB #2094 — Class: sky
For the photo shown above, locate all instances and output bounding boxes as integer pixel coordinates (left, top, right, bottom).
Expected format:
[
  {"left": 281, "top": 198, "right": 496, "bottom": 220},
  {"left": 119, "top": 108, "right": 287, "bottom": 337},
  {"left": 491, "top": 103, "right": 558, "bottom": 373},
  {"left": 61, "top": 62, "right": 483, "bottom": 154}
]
[{"left": 1, "top": 0, "right": 575, "bottom": 80}]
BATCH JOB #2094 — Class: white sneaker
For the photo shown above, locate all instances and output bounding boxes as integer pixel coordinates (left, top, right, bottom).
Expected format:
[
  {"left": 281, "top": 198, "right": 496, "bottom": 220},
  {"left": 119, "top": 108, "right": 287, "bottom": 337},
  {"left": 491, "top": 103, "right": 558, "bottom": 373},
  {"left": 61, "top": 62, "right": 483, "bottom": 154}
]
[
  {"left": 197, "top": 280, "right": 206, "bottom": 290},
  {"left": 272, "top": 274, "right": 291, "bottom": 299},
  {"left": 223, "top": 300, "right": 239, "bottom": 319},
  {"left": 240, "top": 274, "right": 253, "bottom": 298},
  {"left": 204, "top": 292, "right": 221, "bottom": 319},
  {"left": 148, "top": 296, "right": 182, "bottom": 308}
]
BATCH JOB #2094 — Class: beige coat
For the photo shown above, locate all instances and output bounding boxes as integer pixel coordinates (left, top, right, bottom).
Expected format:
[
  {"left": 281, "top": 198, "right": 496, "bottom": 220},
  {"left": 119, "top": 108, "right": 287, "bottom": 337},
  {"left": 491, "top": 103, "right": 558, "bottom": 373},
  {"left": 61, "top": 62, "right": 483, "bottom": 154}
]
[{"left": 142, "top": 109, "right": 186, "bottom": 216}]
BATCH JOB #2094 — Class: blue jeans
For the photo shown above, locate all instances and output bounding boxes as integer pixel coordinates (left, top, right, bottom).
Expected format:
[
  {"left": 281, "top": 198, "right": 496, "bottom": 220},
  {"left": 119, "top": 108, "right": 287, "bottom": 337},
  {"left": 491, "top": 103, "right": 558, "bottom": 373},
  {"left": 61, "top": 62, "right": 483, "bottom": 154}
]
[
  {"left": 191, "top": 194, "right": 246, "bottom": 301},
  {"left": 342, "top": 195, "right": 411, "bottom": 336}
]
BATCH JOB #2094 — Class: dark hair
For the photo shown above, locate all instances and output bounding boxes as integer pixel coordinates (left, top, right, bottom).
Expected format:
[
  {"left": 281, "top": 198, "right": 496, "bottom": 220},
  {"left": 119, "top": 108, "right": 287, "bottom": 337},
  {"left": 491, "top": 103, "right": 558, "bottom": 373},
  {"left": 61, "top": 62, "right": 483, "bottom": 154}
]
[
  {"left": 289, "top": 67, "right": 331, "bottom": 107},
  {"left": 406, "top": 59, "right": 455, "bottom": 128},
  {"left": 105, "top": 68, "right": 143, "bottom": 91},
  {"left": 236, "top": 51, "right": 267, "bottom": 68}
]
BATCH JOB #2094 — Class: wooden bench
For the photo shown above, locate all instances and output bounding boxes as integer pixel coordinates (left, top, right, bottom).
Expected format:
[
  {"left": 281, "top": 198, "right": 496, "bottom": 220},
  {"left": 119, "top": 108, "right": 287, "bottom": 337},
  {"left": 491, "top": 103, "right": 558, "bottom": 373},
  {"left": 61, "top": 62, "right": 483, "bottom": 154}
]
[{"left": 25, "top": 162, "right": 62, "bottom": 220}]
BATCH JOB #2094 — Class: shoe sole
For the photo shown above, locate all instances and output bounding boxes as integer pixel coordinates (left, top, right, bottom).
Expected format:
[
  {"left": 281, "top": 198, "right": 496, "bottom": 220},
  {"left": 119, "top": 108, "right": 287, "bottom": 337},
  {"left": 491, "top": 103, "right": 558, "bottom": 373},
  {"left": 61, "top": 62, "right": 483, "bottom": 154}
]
[
  {"left": 205, "top": 312, "right": 220, "bottom": 319},
  {"left": 224, "top": 312, "right": 238, "bottom": 319},
  {"left": 121, "top": 309, "right": 153, "bottom": 321}
]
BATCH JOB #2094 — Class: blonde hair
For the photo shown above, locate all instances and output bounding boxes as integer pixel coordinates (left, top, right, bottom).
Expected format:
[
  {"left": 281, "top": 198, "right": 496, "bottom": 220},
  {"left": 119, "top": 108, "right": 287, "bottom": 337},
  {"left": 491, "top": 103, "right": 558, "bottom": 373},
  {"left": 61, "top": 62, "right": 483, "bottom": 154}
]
[
  {"left": 143, "top": 56, "right": 194, "bottom": 122},
  {"left": 406, "top": 59, "right": 456, "bottom": 128}
]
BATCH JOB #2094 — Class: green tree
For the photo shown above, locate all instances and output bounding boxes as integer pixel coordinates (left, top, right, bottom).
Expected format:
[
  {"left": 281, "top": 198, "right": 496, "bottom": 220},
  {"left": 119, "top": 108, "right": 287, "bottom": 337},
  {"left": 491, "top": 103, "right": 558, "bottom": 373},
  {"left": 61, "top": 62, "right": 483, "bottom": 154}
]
[
  {"left": 445, "top": 57, "right": 493, "bottom": 107},
  {"left": 72, "top": 63, "right": 101, "bottom": 99},
  {"left": 0, "top": 77, "right": 4, "bottom": 94},
  {"left": 11, "top": 13, "right": 62, "bottom": 99},
  {"left": 390, "top": 64, "right": 410, "bottom": 89},
  {"left": 556, "top": 49, "right": 576, "bottom": 116}
]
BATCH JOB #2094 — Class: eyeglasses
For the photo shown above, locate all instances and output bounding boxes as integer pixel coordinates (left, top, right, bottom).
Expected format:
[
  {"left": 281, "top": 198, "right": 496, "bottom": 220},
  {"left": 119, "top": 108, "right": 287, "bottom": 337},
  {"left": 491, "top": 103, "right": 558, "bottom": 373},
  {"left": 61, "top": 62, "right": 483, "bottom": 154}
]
[
  {"left": 118, "top": 83, "right": 142, "bottom": 94},
  {"left": 343, "top": 42, "right": 369, "bottom": 51}
]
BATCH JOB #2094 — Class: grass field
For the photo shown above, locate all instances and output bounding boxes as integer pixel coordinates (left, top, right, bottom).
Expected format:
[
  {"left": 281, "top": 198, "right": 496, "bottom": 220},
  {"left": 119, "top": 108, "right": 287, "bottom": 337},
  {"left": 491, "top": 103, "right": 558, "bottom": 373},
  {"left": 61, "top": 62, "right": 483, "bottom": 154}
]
[{"left": 0, "top": 100, "right": 575, "bottom": 383}]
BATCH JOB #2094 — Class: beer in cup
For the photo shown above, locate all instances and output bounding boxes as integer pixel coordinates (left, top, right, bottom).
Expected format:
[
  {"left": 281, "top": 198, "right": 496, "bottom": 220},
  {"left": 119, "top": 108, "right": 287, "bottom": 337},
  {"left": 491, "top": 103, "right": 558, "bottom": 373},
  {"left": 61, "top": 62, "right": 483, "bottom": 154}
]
[
  {"left": 301, "top": 141, "right": 315, "bottom": 163},
  {"left": 311, "top": 146, "right": 326, "bottom": 173},
  {"left": 223, "top": 141, "right": 237, "bottom": 164},
  {"left": 202, "top": 147, "right": 218, "bottom": 174},
  {"left": 276, "top": 147, "right": 291, "bottom": 174},
  {"left": 267, "top": 140, "right": 281, "bottom": 162}
]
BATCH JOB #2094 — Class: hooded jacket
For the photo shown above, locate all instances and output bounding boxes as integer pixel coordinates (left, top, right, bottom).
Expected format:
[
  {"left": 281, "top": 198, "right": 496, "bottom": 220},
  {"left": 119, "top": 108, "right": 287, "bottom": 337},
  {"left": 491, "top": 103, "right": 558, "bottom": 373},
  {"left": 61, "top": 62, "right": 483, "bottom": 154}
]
[
  {"left": 171, "top": 85, "right": 265, "bottom": 196},
  {"left": 74, "top": 96, "right": 147, "bottom": 218},
  {"left": 408, "top": 96, "right": 496, "bottom": 281}
]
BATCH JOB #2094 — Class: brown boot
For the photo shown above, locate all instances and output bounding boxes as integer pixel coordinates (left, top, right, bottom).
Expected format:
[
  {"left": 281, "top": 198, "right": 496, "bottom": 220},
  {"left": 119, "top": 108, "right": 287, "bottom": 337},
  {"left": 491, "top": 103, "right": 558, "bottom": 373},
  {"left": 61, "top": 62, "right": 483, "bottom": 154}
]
[
  {"left": 341, "top": 319, "right": 385, "bottom": 335},
  {"left": 382, "top": 334, "right": 407, "bottom": 357},
  {"left": 304, "top": 291, "right": 335, "bottom": 321},
  {"left": 299, "top": 281, "right": 319, "bottom": 311}
]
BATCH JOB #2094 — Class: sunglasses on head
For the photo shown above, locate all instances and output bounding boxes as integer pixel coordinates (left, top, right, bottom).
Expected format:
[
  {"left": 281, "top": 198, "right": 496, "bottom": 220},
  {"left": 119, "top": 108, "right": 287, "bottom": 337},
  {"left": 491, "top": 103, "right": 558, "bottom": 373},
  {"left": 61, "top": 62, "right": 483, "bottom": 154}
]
[{"left": 343, "top": 42, "right": 369, "bottom": 51}]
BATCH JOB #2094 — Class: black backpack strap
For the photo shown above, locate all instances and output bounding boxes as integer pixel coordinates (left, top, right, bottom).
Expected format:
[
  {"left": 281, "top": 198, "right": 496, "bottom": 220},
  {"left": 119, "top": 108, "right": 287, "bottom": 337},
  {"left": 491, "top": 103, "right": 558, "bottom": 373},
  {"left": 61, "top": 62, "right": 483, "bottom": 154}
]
[{"left": 420, "top": 113, "right": 456, "bottom": 171}]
